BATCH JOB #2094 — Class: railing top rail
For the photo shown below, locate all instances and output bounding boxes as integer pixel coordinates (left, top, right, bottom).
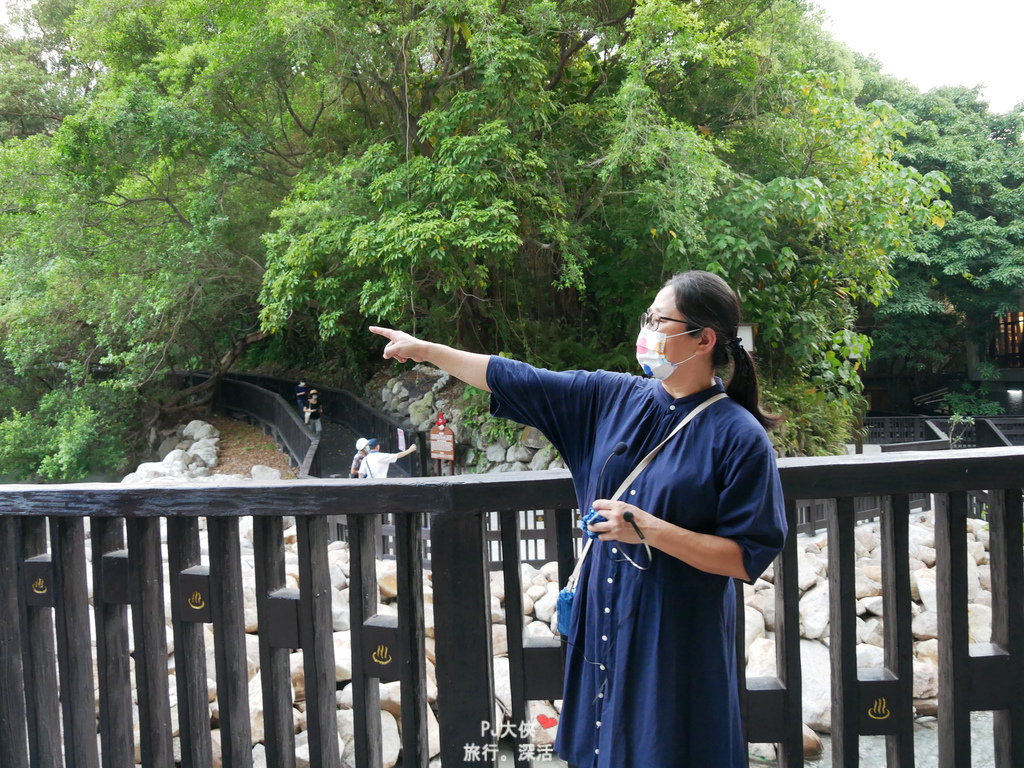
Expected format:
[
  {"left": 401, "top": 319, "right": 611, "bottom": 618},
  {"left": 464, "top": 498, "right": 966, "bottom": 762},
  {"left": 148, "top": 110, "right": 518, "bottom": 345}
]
[{"left": 2, "top": 447, "right": 1024, "bottom": 517}]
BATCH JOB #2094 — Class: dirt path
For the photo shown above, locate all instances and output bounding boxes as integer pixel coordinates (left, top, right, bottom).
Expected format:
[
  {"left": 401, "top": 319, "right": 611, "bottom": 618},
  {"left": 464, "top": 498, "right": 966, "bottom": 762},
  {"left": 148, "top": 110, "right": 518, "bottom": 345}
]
[{"left": 208, "top": 415, "right": 297, "bottom": 479}]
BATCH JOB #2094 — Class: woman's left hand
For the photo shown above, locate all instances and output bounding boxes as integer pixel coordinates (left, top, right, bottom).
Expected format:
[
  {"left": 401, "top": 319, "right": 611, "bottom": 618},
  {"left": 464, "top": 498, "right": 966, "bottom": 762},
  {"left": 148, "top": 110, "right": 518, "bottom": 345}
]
[{"left": 587, "top": 499, "right": 652, "bottom": 544}]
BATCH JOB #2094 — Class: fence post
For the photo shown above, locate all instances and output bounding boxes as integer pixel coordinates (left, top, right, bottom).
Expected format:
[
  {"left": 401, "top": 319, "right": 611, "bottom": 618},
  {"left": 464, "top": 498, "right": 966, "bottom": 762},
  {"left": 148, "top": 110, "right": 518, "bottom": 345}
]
[{"left": 431, "top": 508, "right": 496, "bottom": 766}]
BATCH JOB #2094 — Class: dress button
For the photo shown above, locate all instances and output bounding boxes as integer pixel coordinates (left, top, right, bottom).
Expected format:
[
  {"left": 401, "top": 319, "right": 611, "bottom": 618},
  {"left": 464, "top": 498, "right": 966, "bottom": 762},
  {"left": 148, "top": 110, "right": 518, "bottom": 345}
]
[
  {"left": 669, "top": 405, "right": 676, "bottom": 411},
  {"left": 598, "top": 692, "right": 604, "bottom": 698},
  {"left": 602, "top": 635, "right": 608, "bottom": 641},
  {"left": 611, "top": 547, "right": 618, "bottom": 554},
  {"left": 595, "top": 749, "right": 600, "bottom": 755},
  {"left": 604, "top": 607, "right": 611, "bottom": 613},
  {"left": 599, "top": 664, "right": 606, "bottom": 670},
  {"left": 596, "top": 721, "right": 602, "bottom": 727},
  {"left": 629, "top": 489, "right": 636, "bottom": 496},
  {"left": 607, "top": 577, "right": 613, "bottom": 584}
]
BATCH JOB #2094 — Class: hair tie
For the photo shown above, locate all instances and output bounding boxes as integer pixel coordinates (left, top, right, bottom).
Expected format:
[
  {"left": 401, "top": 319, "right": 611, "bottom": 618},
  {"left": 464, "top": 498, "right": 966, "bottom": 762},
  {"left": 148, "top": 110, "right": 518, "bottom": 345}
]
[{"left": 727, "top": 337, "right": 744, "bottom": 354}]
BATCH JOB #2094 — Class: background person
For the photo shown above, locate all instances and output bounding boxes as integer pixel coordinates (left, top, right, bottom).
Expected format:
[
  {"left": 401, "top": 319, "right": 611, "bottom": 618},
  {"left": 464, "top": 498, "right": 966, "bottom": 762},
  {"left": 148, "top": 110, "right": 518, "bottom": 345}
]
[
  {"left": 295, "top": 380, "right": 309, "bottom": 411},
  {"left": 369, "top": 270, "right": 787, "bottom": 768},
  {"left": 304, "top": 390, "right": 323, "bottom": 434},
  {"left": 350, "top": 437, "right": 370, "bottom": 477},
  {"left": 358, "top": 438, "right": 418, "bottom": 478}
]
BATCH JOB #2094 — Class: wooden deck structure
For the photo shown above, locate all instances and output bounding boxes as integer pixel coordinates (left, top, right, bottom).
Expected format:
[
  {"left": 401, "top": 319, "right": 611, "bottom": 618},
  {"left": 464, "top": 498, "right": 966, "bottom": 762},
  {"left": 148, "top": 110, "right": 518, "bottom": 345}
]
[{"left": 0, "top": 448, "right": 1023, "bottom": 767}]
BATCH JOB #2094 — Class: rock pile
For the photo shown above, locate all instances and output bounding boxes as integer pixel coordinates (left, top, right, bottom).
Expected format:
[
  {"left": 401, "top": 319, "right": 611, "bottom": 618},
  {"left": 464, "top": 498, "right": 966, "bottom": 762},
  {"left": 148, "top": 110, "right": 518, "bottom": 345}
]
[
  {"left": 121, "top": 420, "right": 283, "bottom": 485},
  {"left": 740, "top": 508, "right": 994, "bottom": 761},
  {"left": 378, "top": 366, "right": 565, "bottom": 474}
]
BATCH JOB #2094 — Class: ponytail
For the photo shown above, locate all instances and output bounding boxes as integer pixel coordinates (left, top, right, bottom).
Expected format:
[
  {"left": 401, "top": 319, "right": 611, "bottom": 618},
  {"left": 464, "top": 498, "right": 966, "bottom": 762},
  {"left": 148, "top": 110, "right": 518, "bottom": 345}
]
[
  {"left": 664, "top": 271, "right": 782, "bottom": 432},
  {"left": 725, "top": 342, "right": 781, "bottom": 431}
]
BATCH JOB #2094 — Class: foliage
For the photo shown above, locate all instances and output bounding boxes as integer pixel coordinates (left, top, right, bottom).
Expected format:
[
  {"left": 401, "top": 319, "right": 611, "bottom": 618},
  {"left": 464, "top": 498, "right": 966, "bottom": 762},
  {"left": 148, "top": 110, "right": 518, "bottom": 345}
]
[
  {"left": 761, "top": 378, "right": 862, "bottom": 457},
  {"left": 0, "top": 382, "right": 137, "bottom": 481},
  {"left": 858, "top": 65, "right": 1024, "bottom": 386},
  {"left": 943, "top": 385, "right": 1004, "bottom": 418},
  {"left": 0, "top": 0, "right": 965, "bottom": 470},
  {"left": 459, "top": 383, "right": 522, "bottom": 448}
]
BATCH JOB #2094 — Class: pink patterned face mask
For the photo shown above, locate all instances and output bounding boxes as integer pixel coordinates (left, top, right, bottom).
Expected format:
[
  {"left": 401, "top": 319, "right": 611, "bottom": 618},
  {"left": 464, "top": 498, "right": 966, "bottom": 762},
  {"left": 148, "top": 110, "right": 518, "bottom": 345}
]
[{"left": 635, "top": 326, "right": 700, "bottom": 380}]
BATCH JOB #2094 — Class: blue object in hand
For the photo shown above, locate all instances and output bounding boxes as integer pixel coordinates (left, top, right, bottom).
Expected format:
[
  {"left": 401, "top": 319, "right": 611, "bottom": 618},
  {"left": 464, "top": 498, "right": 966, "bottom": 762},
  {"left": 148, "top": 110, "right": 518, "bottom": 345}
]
[{"left": 580, "top": 508, "right": 606, "bottom": 540}]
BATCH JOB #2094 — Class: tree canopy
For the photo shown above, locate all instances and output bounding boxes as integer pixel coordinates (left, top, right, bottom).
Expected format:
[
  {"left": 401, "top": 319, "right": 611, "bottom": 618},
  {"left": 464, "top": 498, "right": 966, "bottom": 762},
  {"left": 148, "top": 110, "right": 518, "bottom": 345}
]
[{"left": 0, "top": 0, "right": 967, "bottom": 478}]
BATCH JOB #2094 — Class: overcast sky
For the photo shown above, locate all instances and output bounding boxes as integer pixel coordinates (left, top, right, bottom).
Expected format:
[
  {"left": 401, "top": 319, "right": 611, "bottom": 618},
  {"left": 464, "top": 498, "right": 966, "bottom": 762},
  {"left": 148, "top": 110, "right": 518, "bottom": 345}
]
[
  {"left": 3, "top": 1, "right": 1022, "bottom": 113},
  {"left": 811, "top": 0, "right": 1024, "bottom": 113}
]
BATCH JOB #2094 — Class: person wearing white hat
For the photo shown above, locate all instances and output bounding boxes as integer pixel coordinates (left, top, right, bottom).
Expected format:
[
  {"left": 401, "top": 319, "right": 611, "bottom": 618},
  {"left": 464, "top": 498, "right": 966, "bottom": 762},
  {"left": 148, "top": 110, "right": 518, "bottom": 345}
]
[{"left": 350, "top": 437, "right": 370, "bottom": 478}]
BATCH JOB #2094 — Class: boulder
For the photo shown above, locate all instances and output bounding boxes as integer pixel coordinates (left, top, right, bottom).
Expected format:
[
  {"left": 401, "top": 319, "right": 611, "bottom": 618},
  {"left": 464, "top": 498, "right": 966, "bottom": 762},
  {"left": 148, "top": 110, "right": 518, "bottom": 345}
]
[
  {"left": 799, "top": 584, "right": 830, "bottom": 640},
  {"left": 800, "top": 639, "right": 832, "bottom": 732},
  {"left": 251, "top": 465, "right": 282, "bottom": 482}
]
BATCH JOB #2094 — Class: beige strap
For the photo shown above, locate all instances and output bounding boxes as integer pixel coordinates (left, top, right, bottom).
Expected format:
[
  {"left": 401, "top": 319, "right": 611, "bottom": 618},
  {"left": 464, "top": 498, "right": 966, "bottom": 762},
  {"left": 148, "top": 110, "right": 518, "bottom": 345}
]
[{"left": 565, "top": 392, "right": 728, "bottom": 590}]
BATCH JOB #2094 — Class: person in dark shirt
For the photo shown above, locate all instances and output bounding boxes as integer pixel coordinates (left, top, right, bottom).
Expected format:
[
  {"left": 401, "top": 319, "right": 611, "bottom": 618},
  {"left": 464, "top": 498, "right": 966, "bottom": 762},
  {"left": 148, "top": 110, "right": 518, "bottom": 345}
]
[
  {"left": 304, "top": 390, "right": 323, "bottom": 434},
  {"left": 295, "top": 381, "right": 310, "bottom": 412}
]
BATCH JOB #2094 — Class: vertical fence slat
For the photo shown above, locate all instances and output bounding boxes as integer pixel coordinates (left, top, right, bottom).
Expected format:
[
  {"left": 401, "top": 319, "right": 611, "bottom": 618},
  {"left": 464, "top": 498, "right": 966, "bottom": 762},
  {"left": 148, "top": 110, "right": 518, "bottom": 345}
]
[
  {"left": 296, "top": 514, "right": 341, "bottom": 768},
  {"left": 396, "top": 513, "right": 429, "bottom": 768},
  {"left": 253, "top": 517, "right": 296, "bottom": 768},
  {"left": 770, "top": 501, "right": 802, "bottom": 765},
  {"left": 500, "top": 510, "right": 530, "bottom": 768},
  {"left": 349, "top": 513, "right": 384, "bottom": 768},
  {"left": 431, "top": 509, "right": 496, "bottom": 766},
  {"left": 209, "top": 517, "right": 253, "bottom": 767},
  {"left": 167, "top": 517, "right": 213, "bottom": 768},
  {"left": 92, "top": 518, "right": 134, "bottom": 768},
  {"left": 936, "top": 491, "right": 971, "bottom": 768},
  {"left": 52, "top": 517, "right": 100, "bottom": 768},
  {"left": 21, "top": 517, "right": 62, "bottom": 768},
  {"left": 989, "top": 488, "right": 1024, "bottom": 767},
  {"left": 128, "top": 517, "right": 174, "bottom": 766},
  {"left": 882, "top": 495, "right": 915, "bottom": 766},
  {"left": 0, "top": 516, "right": 29, "bottom": 768},
  {"left": 774, "top": 499, "right": 803, "bottom": 768},
  {"left": 828, "top": 497, "right": 859, "bottom": 768}
]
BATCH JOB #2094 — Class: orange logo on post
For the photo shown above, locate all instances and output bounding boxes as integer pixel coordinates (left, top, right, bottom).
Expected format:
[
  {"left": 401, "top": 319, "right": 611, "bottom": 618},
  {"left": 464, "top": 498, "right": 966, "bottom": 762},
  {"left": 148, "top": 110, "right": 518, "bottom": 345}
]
[
  {"left": 868, "top": 698, "right": 890, "bottom": 720},
  {"left": 31, "top": 578, "right": 47, "bottom": 594},
  {"left": 188, "top": 591, "right": 205, "bottom": 610},
  {"left": 372, "top": 645, "right": 392, "bottom": 665}
]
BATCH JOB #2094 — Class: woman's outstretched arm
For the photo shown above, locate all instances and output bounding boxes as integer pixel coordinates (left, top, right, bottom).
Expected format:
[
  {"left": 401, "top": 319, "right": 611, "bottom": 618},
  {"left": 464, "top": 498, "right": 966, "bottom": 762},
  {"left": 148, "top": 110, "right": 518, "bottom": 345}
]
[{"left": 369, "top": 327, "right": 492, "bottom": 392}]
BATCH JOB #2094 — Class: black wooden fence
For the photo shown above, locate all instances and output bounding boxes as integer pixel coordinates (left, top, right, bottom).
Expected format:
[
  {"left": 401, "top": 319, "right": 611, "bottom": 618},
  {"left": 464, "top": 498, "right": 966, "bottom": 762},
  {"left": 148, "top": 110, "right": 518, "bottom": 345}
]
[{"left": 3, "top": 450, "right": 1021, "bottom": 768}]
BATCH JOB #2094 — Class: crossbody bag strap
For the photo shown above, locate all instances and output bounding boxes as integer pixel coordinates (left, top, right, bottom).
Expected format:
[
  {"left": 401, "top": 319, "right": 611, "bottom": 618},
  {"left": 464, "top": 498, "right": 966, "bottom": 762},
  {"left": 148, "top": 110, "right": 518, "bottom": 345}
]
[{"left": 564, "top": 392, "right": 728, "bottom": 590}]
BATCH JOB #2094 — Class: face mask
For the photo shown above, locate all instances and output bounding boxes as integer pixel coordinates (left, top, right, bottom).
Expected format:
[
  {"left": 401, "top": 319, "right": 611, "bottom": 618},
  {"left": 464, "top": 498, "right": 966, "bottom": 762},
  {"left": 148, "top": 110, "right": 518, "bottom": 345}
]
[{"left": 636, "top": 326, "right": 701, "bottom": 380}]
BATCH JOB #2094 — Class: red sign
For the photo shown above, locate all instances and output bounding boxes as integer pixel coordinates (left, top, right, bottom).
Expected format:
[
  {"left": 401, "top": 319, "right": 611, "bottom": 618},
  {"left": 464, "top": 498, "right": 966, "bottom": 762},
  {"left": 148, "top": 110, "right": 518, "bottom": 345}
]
[{"left": 429, "top": 424, "right": 455, "bottom": 461}]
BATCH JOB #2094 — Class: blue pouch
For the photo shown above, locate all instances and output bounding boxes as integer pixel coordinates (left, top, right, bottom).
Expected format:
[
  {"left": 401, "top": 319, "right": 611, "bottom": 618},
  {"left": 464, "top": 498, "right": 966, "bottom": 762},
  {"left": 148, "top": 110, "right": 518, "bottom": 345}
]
[
  {"left": 556, "top": 586, "right": 575, "bottom": 636},
  {"left": 579, "top": 508, "right": 606, "bottom": 540}
]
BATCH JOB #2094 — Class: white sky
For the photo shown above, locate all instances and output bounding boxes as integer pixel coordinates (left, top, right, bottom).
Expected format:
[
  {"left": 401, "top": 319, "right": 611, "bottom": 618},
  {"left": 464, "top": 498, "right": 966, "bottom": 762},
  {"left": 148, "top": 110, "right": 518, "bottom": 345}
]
[
  {"left": 811, "top": 0, "right": 1024, "bottom": 114},
  {"left": 2, "top": 1, "right": 1022, "bottom": 113}
]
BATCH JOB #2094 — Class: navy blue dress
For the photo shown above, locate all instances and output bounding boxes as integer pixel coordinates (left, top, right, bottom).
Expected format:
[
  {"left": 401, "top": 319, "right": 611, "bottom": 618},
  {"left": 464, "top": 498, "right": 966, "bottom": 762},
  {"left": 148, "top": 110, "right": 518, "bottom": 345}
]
[{"left": 486, "top": 356, "right": 787, "bottom": 768}]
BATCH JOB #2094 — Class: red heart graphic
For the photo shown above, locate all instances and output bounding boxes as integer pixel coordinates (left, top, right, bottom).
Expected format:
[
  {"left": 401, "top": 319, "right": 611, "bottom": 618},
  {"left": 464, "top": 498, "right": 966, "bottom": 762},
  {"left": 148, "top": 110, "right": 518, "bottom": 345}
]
[{"left": 537, "top": 714, "right": 558, "bottom": 729}]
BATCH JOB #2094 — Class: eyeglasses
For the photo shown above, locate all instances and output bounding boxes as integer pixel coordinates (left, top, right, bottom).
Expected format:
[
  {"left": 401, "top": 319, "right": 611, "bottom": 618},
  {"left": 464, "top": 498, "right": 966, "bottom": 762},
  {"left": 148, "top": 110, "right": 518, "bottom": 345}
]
[{"left": 640, "top": 311, "right": 692, "bottom": 331}]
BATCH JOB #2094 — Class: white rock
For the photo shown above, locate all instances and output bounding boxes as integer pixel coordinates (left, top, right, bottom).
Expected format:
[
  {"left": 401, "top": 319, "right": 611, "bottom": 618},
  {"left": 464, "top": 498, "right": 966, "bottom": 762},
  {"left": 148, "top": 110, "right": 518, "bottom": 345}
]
[
  {"left": 967, "top": 603, "right": 992, "bottom": 643},
  {"left": 799, "top": 584, "right": 830, "bottom": 640},
  {"left": 489, "top": 572, "right": 506, "bottom": 602},
  {"left": 182, "top": 420, "right": 209, "bottom": 439},
  {"left": 533, "top": 588, "right": 558, "bottom": 624},
  {"left": 854, "top": 569, "right": 882, "bottom": 599},
  {"left": 251, "top": 465, "right": 282, "bottom": 482},
  {"left": 859, "top": 596, "right": 884, "bottom": 617},
  {"left": 492, "top": 624, "right": 508, "bottom": 656},
  {"left": 913, "top": 659, "right": 939, "bottom": 698},
  {"left": 334, "top": 632, "right": 352, "bottom": 682},
  {"left": 745, "top": 638, "right": 777, "bottom": 678},
  {"left": 800, "top": 639, "right": 832, "bottom": 732},
  {"left": 913, "top": 569, "right": 937, "bottom": 614},
  {"left": 744, "top": 606, "right": 765, "bottom": 660},
  {"left": 797, "top": 554, "right": 820, "bottom": 592},
  {"left": 912, "top": 610, "right": 938, "bottom": 641}
]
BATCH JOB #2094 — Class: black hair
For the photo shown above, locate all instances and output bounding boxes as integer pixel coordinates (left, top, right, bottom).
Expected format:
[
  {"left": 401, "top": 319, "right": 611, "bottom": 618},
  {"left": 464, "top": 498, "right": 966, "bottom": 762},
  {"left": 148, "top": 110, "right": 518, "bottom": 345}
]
[{"left": 664, "top": 271, "right": 781, "bottom": 431}]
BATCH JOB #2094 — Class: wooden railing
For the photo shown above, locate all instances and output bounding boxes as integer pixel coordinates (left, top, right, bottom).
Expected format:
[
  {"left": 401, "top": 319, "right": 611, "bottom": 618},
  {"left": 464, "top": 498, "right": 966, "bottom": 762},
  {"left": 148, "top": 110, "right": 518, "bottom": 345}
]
[{"left": 0, "top": 448, "right": 1023, "bottom": 768}]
